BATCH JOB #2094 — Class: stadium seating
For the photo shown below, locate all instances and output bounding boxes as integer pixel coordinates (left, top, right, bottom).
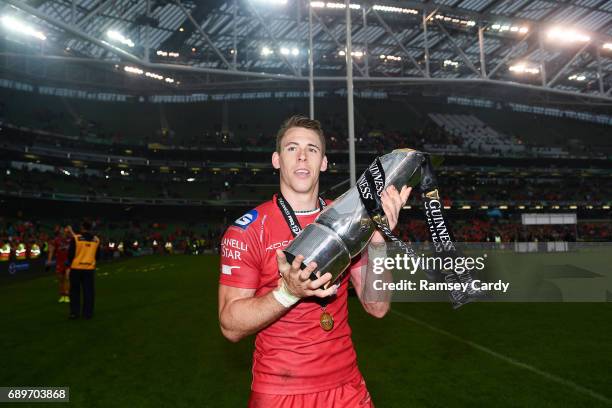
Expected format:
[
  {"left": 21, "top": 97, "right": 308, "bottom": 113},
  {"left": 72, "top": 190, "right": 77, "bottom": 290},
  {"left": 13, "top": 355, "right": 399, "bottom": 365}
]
[
  {"left": 428, "top": 113, "right": 527, "bottom": 154},
  {"left": 3, "top": 89, "right": 610, "bottom": 157},
  {"left": 1, "top": 89, "right": 610, "bottom": 252}
]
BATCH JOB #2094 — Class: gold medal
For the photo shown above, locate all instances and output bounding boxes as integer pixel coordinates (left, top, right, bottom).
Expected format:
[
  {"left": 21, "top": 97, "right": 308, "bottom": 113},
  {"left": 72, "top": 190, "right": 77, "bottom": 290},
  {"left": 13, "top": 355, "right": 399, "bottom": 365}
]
[{"left": 320, "top": 311, "right": 334, "bottom": 331}]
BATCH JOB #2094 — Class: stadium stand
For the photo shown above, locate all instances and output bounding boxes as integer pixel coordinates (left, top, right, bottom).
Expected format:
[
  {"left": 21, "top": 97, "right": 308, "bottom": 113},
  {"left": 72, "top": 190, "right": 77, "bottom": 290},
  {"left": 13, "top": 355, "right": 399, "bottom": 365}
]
[
  {"left": 1, "top": 95, "right": 610, "bottom": 258},
  {"left": 428, "top": 113, "right": 526, "bottom": 154},
  {"left": 0, "top": 87, "right": 610, "bottom": 263},
  {"left": 3, "top": 89, "right": 611, "bottom": 157}
]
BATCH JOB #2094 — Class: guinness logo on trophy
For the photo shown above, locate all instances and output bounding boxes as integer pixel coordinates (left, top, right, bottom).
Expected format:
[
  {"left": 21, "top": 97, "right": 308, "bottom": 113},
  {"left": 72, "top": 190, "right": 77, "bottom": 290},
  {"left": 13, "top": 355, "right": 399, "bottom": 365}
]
[{"left": 283, "top": 148, "right": 481, "bottom": 308}]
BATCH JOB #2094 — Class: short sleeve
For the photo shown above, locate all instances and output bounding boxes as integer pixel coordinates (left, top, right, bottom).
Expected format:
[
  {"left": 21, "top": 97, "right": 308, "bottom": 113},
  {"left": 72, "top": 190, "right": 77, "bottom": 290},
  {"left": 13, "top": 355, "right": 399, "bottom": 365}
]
[{"left": 219, "top": 212, "right": 262, "bottom": 289}]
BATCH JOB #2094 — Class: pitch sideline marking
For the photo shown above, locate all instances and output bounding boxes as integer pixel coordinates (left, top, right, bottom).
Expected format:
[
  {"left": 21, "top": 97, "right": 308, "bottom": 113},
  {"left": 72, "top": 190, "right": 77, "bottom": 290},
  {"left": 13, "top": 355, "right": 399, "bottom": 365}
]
[{"left": 390, "top": 309, "right": 611, "bottom": 405}]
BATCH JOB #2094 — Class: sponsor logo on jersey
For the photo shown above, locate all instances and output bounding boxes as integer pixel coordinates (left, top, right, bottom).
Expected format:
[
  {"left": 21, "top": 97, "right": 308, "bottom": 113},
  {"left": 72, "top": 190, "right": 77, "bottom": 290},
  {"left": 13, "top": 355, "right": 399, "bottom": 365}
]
[
  {"left": 233, "top": 210, "right": 258, "bottom": 230},
  {"left": 266, "top": 239, "right": 293, "bottom": 251},
  {"left": 221, "top": 264, "right": 240, "bottom": 275},
  {"left": 222, "top": 238, "right": 248, "bottom": 251},
  {"left": 221, "top": 238, "right": 248, "bottom": 260}
]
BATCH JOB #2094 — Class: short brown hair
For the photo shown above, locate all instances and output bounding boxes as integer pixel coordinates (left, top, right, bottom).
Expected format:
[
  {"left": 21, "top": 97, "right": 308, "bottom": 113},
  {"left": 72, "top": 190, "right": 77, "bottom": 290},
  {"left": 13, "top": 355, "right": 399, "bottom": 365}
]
[{"left": 275, "top": 115, "right": 326, "bottom": 155}]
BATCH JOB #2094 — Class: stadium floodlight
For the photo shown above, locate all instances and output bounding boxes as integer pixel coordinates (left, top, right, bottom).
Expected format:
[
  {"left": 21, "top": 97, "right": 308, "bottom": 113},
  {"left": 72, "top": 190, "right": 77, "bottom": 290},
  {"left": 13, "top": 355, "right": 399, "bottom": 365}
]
[
  {"left": 186, "top": 177, "right": 196, "bottom": 182},
  {"left": 603, "top": 43, "right": 612, "bottom": 50},
  {"left": 490, "top": 23, "right": 528, "bottom": 34},
  {"left": 509, "top": 63, "right": 540, "bottom": 75},
  {"left": 310, "top": 1, "right": 325, "bottom": 7},
  {"left": 380, "top": 54, "right": 401, "bottom": 61},
  {"left": 145, "top": 72, "right": 164, "bottom": 80},
  {"left": 124, "top": 65, "right": 173, "bottom": 83},
  {"left": 1, "top": 16, "right": 46, "bottom": 40},
  {"left": 339, "top": 50, "right": 364, "bottom": 58},
  {"left": 372, "top": 4, "right": 418, "bottom": 15},
  {"left": 156, "top": 50, "right": 179, "bottom": 57},
  {"left": 261, "top": 46, "right": 273, "bottom": 56},
  {"left": 434, "top": 14, "right": 475, "bottom": 27},
  {"left": 316, "top": 2, "right": 361, "bottom": 10},
  {"left": 444, "top": 59, "right": 459, "bottom": 68},
  {"left": 273, "top": 46, "right": 299, "bottom": 57},
  {"left": 547, "top": 28, "right": 590, "bottom": 44},
  {"left": 107, "top": 30, "right": 135, "bottom": 47},
  {"left": 251, "top": 0, "right": 287, "bottom": 4},
  {"left": 124, "top": 66, "right": 144, "bottom": 75},
  {"left": 568, "top": 74, "right": 586, "bottom": 81}
]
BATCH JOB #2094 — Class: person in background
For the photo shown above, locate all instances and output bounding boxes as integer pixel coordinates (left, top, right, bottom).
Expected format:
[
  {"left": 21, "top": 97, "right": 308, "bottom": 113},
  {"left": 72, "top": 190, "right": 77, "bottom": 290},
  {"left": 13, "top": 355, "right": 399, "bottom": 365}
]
[
  {"left": 67, "top": 222, "right": 100, "bottom": 320},
  {"left": 48, "top": 225, "right": 72, "bottom": 303}
]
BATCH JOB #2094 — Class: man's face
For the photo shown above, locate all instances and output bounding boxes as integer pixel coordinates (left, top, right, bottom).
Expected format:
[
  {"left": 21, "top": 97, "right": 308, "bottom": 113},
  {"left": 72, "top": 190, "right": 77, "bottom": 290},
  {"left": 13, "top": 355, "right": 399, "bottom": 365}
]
[
  {"left": 272, "top": 127, "right": 327, "bottom": 195},
  {"left": 63, "top": 227, "right": 71, "bottom": 238}
]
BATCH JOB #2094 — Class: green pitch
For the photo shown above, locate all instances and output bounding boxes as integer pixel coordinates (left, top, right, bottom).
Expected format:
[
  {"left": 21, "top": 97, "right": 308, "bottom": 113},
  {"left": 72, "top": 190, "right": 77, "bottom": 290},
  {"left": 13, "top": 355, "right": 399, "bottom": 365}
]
[{"left": 1, "top": 255, "right": 610, "bottom": 407}]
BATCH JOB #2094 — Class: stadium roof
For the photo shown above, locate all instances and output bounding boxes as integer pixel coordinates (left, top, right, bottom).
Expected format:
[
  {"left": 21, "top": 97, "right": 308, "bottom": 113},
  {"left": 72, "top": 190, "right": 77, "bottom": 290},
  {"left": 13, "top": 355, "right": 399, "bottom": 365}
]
[{"left": 1, "top": 0, "right": 611, "bottom": 104}]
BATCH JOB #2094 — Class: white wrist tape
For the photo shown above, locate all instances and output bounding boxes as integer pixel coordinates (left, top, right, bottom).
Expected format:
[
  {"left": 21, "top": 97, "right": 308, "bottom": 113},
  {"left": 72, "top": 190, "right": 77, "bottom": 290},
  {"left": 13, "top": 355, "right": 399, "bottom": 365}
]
[{"left": 272, "top": 281, "right": 299, "bottom": 308}]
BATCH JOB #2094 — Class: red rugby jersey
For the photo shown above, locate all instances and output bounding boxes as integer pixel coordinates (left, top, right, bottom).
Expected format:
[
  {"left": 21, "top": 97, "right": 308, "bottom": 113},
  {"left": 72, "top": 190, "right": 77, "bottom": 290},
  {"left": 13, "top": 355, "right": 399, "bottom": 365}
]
[
  {"left": 219, "top": 195, "right": 363, "bottom": 395},
  {"left": 53, "top": 236, "right": 71, "bottom": 265}
]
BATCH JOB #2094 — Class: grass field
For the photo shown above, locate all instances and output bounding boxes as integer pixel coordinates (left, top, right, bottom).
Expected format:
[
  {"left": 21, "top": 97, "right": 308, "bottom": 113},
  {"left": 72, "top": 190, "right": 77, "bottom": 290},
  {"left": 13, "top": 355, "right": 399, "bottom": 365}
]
[{"left": 1, "top": 255, "right": 611, "bottom": 407}]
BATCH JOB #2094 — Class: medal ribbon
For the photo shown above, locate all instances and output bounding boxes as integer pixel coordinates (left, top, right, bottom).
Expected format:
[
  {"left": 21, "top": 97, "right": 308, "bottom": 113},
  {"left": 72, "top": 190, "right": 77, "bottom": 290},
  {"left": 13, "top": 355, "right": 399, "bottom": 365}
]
[
  {"left": 276, "top": 192, "right": 326, "bottom": 283},
  {"left": 275, "top": 193, "right": 333, "bottom": 316},
  {"left": 276, "top": 193, "right": 326, "bottom": 239}
]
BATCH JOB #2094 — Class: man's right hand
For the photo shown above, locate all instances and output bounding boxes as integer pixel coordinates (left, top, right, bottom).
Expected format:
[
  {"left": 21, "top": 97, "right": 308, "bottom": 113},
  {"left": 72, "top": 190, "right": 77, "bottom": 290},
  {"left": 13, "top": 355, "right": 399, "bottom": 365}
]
[{"left": 275, "top": 250, "right": 338, "bottom": 299}]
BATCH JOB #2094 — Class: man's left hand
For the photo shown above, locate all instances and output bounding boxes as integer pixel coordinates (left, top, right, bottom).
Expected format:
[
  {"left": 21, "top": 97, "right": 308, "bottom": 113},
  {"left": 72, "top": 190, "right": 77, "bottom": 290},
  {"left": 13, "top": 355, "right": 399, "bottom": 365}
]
[{"left": 371, "top": 185, "right": 412, "bottom": 244}]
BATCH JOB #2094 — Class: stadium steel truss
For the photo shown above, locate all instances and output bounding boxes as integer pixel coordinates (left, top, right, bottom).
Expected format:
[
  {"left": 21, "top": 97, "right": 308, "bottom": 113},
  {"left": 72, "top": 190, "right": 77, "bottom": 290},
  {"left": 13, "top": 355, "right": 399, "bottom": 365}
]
[{"left": 0, "top": 0, "right": 611, "bottom": 105}]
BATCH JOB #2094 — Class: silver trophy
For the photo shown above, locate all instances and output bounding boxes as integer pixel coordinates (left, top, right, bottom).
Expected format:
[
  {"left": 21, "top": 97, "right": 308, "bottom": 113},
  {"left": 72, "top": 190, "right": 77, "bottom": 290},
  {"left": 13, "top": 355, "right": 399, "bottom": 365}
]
[{"left": 284, "top": 148, "right": 425, "bottom": 288}]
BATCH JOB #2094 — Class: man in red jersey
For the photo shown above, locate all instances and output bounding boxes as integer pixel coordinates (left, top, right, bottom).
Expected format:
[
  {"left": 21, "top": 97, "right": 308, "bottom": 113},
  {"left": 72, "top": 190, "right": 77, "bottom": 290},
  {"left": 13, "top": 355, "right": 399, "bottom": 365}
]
[
  {"left": 48, "top": 225, "right": 72, "bottom": 303},
  {"left": 218, "top": 115, "right": 411, "bottom": 407}
]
